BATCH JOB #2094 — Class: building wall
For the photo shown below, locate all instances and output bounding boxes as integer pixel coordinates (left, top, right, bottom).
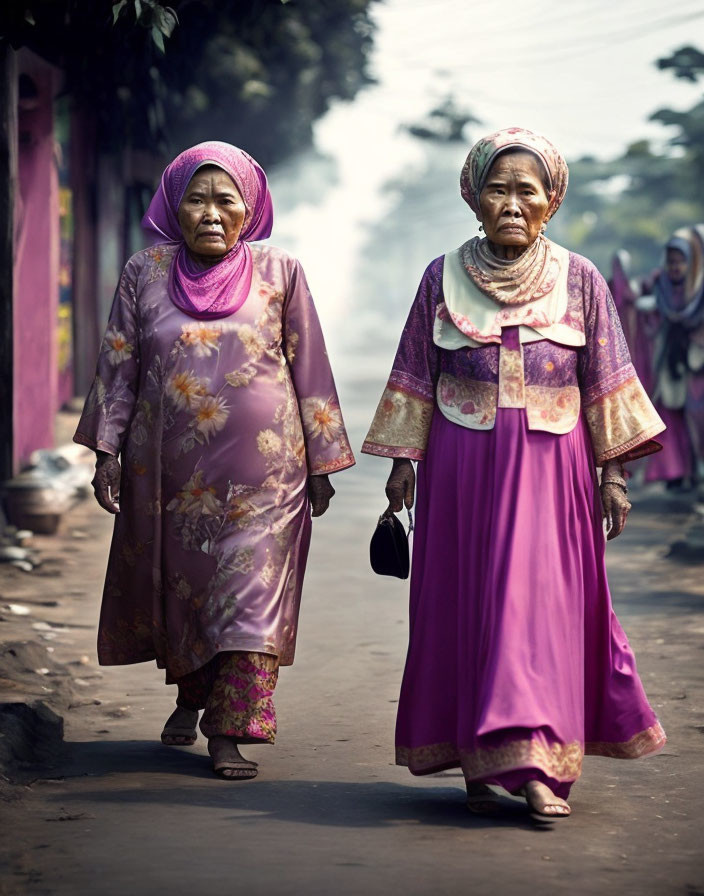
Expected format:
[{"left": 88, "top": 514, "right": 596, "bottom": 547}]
[{"left": 12, "top": 51, "right": 60, "bottom": 470}]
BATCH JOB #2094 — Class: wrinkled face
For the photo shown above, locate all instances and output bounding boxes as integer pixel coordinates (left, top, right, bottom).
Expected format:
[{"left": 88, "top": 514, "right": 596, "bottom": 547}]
[
  {"left": 177, "top": 166, "right": 246, "bottom": 261},
  {"left": 666, "top": 247, "right": 688, "bottom": 286},
  {"left": 478, "top": 151, "right": 552, "bottom": 250}
]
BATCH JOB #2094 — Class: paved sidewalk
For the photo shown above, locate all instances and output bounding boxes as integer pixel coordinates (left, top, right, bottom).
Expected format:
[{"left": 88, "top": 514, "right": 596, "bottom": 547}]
[{"left": 1, "top": 471, "right": 703, "bottom": 895}]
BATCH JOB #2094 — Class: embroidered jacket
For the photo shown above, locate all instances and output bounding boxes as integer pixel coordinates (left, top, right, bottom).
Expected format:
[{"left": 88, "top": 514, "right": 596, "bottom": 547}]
[{"left": 362, "top": 249, "right": 664, "bottom": 465}]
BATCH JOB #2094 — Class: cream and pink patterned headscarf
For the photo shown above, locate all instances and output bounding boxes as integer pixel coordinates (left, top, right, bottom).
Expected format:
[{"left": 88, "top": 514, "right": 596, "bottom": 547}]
[
  {"left": 457, "top": 128, "right": 569, "bottom": 307},
  {"left": 460, "top": 127, "right": 568, "bottom": 222}
]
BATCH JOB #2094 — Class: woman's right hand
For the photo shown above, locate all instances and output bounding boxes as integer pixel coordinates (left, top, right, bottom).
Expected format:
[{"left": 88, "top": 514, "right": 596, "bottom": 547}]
[
  {"left": 92, "top": 452, "right": 121, "bottom": 514},
  {"left": 385, "top": 458, "right": 415, "bottom": 512}
]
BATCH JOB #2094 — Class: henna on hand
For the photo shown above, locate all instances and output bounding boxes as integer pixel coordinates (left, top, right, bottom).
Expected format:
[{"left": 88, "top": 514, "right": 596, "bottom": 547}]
[
  {"left": 385, "top": 458, "right": 415, "bottom": 512},
  {"left": 308, "top": 474, "right": 335, "bottom": 517},
  {"left": 600, "top": 459, "right": 630, "bottom": 540},
  {"left": 92, "top": 453, "right": 122, "bottom": 514}
]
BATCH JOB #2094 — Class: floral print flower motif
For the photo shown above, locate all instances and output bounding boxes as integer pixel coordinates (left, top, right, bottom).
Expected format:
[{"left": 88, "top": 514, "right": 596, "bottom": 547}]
[
  {"left": 225, "top": 483, "right": 259, "bottom": 525},
  {"left": 167, "top": 370, "right": 207, "bottom": 410},
  {"left": 167, "top": 470, "right": 222, "bottom": 518},
  {"left": 224, "top": 366, "right": 256, "bottom": 388},
  {"left": 193, "top": 394, "right": 230, "bottom": 441},
  {"left": 257, "top": 428, "right": 283, "bottom": 457},
  {"left": 285, "top": 331, "right": 299, "bottom": 365},
  {"left": 180, "top": 322, "right": 222, "bottom": 357},
  {"left": 301, "top": 396, "right": 344, "bottom": 443},
  {"left": 145, "top": 245, "right": 176, "bottom": 282},
  {"left": 258, "top": 281, "right": 282, "bottom": 302},
  {"left": 237, "top": 324, "right": 266, "bottom": 361},
  {"left": 103, "top": 327, "right": 134, "bottom": 366}
]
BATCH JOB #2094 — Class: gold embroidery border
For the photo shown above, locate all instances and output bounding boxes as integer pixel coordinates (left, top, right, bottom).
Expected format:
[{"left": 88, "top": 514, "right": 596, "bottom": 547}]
[
  {"left": 497, "top": 343, "right": 526, "bottom": 408},
  {"left": 397, "top": 737, "right": 583, "bottom": 782},
  {"left": 525, "top": 384, "right": 581, "bottom": 434},
  {"left": 361, "top": 441, "right": 425, "bottom": 460},
  {"left": 436, "top": 373, "right": 497, "bottom": 430},
  {"left": 586, "top": 721, "right": 666, "bottom": 759},
  {"left": 396, "top": 722, "right": 666, "bottom": 780},
  {"left": 363, "top": 384, "right": 435, "bottom": 456},
  {"left": 584, "top": 376, "right": 665, "bottom": 464}
]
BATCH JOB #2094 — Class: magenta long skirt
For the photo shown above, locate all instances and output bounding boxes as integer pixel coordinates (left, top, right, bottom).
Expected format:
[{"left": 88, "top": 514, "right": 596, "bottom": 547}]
[{"left": 395, "top": 409, "right": 665, "bottom": 799}]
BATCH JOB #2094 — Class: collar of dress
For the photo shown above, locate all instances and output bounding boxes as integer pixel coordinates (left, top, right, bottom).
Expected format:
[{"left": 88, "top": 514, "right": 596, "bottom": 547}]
[{"left": 435, "top": 242, "right": 585, "bottom": 349}]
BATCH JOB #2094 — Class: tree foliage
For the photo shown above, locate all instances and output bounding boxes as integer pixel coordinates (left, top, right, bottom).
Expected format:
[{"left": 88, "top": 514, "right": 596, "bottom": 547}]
[
  {"left": 551, "top": 45, "right": 704, "bottom": 275},
  {"left": 158, "top": 0, "right": 375, "bottom": 164},
  {"left": 0, "top": 0, "right": 376, "bottom": 166},
  {"left": 651, "top": 45, "right": 704, "bottom": 194}
]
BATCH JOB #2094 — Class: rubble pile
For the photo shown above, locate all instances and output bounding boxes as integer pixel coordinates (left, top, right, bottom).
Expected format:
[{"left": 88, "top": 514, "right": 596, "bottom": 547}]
[{"left": 1, "top": 443, "right": 93, "bottom": 537}]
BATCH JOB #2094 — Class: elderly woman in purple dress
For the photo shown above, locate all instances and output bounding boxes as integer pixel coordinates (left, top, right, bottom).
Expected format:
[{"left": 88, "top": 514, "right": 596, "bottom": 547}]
[
  {"left": 75, "top": 142, "right": 354, "bottom": 779},
  {"left": 363, "top": 128, "right": 666, "bottom": 819}
]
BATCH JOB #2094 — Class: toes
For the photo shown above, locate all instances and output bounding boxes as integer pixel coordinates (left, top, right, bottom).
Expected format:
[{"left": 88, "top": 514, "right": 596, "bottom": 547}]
[{"left": 544, "top": 804, "right": 570, "bottom": 815}]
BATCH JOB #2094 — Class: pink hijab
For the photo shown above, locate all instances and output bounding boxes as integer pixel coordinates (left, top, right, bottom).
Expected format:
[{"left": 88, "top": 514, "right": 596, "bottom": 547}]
[{"left": 142, "top": 141, "right": 273, "bottom": 319}]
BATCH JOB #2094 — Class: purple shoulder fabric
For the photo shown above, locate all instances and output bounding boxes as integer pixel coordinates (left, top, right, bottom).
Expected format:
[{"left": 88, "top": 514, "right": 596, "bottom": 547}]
[
  {"left": 573, "top": 254, "right": 633, "bottom": 403},
  {"left": 387, "top": 256, "right": 444, "bottom": 399},
  {"left": 362, "top": 258, "right": 444, "bottom": 459},
  {"left": 573, "top": 253, "right": 664, "bottom": 463}
]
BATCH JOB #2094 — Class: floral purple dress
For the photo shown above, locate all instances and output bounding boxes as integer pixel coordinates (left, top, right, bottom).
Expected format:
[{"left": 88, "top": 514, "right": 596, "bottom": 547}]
[{"left": 75, "top": 243, "right": 354, "bottom": 692}]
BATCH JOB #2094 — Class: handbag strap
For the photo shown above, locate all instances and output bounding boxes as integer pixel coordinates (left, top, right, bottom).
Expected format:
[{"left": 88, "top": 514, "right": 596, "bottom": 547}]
[{"left": 381, "top": 505, "right": 414, "bottom": 533}]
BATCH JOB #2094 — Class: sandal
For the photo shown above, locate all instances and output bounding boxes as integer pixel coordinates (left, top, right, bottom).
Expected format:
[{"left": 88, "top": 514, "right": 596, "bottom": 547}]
[
  {"left": 466, "top": 782, "right": 502, "bottom": 815},
  {"left": 160, "top": 707, "right": 198, "bottom": 746},
  {"left": 212, "top": 761, "right": 259, "bottom": 780},
  {"left": 208, "top": 736, "right": 258, "bottom": 781},
  {"left": 519, "top": 781, "right": 571, "bottom": 822}
]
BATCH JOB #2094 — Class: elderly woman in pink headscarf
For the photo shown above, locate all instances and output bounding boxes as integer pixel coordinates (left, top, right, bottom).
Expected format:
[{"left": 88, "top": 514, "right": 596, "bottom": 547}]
[
  {"left": 75, "top": 142, "right": 354, "bottom": 779},
  {"left": 363, "top": 128, "right": 666, "bottom": 820}
]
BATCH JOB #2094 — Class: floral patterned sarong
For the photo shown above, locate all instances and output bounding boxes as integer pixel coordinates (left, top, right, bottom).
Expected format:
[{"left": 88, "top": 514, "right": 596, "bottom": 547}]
[{"left": 175, "top": 651, "right": 278, "bottom": 743}]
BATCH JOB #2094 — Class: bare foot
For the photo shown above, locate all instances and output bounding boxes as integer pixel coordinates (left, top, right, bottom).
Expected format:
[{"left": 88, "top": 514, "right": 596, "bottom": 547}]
[
  {"left": 466, "top": 781, "right": 501, "bottom": 814},
  {"left": 208, "top": 736, "right": 258, "bottom": 780},
  {"left": 521, "top": 780, "right": 571, "bottom": 819},
  {"left": 161, "top": 706, "right": 199, "bottom": 746}
]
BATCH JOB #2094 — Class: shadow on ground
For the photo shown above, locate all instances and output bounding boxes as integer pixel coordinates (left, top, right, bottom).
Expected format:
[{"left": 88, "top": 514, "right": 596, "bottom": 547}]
[{"left": 49, "top": 739, "right": 552, "bottom": 832}]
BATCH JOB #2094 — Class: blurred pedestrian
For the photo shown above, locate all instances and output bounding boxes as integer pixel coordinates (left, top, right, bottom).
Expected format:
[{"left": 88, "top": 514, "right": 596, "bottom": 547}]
[
  {"left": 609, "top": 249, "right": 654, "bottom": 396},
  {"left": 363, "top": 128, "right": 666, "bottom": 820},
  {"left": 75, "top": 142, "right": 354, "bottom": 779},
  {"left": 640, "top": 228, "right": 704, "bottom": 489}
]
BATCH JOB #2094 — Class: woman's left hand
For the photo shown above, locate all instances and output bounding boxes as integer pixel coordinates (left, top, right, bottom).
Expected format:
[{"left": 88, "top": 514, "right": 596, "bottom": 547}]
[
  {"left": 308, "top": 474, "right": 335, "bottom": 517},
  {"left": 600, "top": 460, "right": 631, "bottom": 540}
]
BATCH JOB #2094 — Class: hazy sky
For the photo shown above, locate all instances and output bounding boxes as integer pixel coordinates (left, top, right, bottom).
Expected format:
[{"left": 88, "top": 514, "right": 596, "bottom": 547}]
[
  {"left": 271, "top": 0, "right": 704, "bottom": 324},
  {"left": 372, "top": 0, "right": 704, "bottom": 159}
]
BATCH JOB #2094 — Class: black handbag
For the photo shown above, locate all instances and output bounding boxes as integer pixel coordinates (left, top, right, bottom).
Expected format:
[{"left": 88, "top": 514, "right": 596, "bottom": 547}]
[{"left": 369, "top": 508, "right": 413, "bottom": 579}]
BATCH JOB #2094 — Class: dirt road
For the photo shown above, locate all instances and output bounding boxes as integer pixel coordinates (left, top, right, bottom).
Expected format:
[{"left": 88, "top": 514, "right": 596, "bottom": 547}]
[{"left": 1, "top": 432, "right": 703, "bottom": 895}]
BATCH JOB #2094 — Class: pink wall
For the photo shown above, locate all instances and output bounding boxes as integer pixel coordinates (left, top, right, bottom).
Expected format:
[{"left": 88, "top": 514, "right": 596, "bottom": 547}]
[{"left": 12, "top": 52, "right": 60, "bottom": 471}]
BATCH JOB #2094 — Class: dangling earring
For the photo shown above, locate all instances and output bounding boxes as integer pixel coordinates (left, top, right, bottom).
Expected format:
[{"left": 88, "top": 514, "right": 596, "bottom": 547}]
[
  {"left": 540, "top": 222, "right": 547, "bottom": 233},
  {"left": 479, "top": 224, "right": 484, "bottom": 232}
]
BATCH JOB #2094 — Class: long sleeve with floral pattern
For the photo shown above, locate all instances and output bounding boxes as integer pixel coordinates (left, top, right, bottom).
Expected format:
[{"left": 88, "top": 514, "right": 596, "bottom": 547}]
[
  {"left": 74, "top": 257, "right": 141, "bottom": 456},
  {"left": 577, "top": 260, "right": 665, "bottom": 464},
  {"left": 362, "top": 258, "right": 442, "bottom": 460},
  {"left": 283, "top": 259, "right": 355, "bottom": 475},
  {"left": 73, "top": 243, "right": 353, "bottom": 679}
]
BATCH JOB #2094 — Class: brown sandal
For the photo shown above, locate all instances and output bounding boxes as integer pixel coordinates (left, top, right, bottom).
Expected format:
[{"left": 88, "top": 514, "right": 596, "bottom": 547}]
[
  {"left": 160, "top": 707, "right": 198, "bottom": 746},
  {"left": 466, "top": 783, "right": 501, "bottom": 815},
  {"left": 208, "top": 737, "right": 258, "bottom": 780}
]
